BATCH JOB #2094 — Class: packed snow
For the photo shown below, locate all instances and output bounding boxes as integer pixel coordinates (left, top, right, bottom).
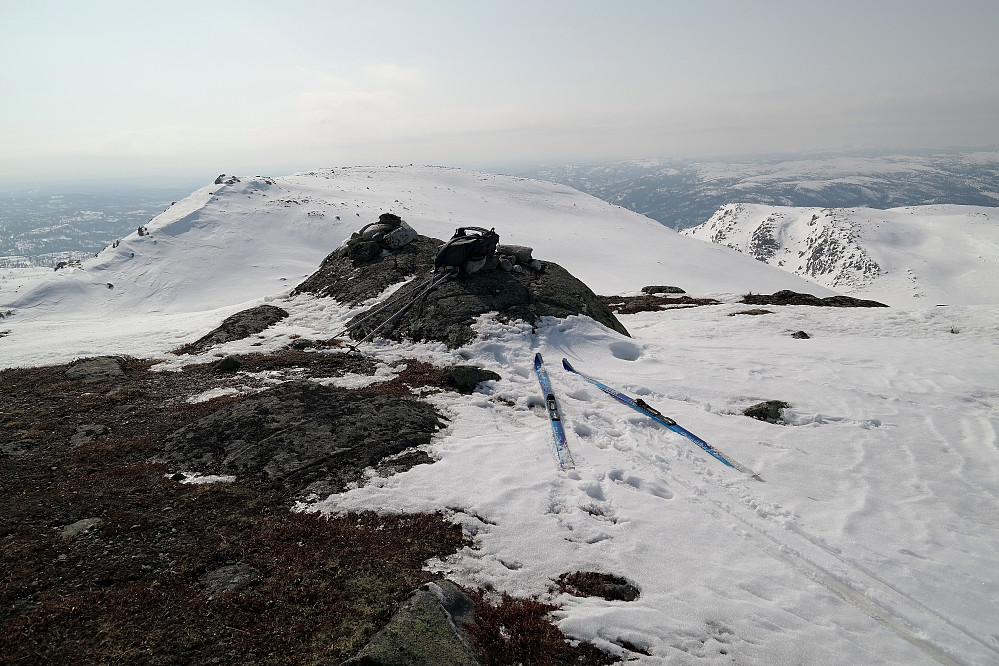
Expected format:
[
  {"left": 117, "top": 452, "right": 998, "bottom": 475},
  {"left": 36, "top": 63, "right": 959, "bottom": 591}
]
[{"left": 2, "top": 167, "right": 998, "bottom": 665}]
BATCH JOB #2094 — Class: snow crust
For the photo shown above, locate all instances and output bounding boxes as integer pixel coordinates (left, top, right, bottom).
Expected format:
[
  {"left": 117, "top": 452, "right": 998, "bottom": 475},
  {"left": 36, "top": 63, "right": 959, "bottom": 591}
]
[{"left": 2, "top": 167, "right": 998, "bottom": 665}]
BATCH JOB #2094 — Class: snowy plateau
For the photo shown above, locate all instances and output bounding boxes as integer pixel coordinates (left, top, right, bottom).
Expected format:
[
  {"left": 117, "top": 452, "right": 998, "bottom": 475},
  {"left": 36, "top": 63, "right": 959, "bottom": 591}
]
[{"left": 3, "top": 166, "right": 999, "bottom": 665}]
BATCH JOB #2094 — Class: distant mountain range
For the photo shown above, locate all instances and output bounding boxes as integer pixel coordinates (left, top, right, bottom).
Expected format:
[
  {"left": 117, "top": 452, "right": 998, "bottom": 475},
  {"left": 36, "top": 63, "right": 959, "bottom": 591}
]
[
  {"left": 503, "top": 151, "right": 999, "bottom": 229},
  {"left": 682, "top": 203, "right": 999, "bottom": 306}
]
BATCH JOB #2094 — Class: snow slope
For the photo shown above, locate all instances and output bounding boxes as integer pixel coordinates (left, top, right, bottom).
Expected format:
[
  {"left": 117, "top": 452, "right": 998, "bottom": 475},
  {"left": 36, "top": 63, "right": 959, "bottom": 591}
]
[
  {"left": 2, "top": 167, "right": 998, "bottom": 665},
  {"left": 683, "top": 204, "right": 999, "bottom": 306},
  {"left": 2, "top": 167, "right": 829, "bottom": 318}
]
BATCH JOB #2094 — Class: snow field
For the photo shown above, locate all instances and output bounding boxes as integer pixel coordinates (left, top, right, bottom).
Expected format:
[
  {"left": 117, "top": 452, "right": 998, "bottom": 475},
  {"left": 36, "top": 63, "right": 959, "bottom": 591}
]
[{"left": 2, "top": 166, "right": 997, "bottom": 664}]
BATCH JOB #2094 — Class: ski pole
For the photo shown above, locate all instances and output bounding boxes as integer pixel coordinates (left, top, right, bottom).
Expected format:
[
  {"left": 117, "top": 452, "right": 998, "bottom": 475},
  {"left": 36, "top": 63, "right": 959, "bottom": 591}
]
[
  {"left": 333, "top": 272, "right": 437, "bottom": 339},
  {"left": 350, "top": 270, "right": 454, "bottom": 349}
]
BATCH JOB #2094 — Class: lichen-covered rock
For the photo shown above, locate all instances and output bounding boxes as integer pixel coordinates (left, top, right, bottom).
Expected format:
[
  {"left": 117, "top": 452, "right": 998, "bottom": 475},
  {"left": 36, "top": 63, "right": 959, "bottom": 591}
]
[
  {"left": 175, "top": 304, "right": 289, "bottom": 354},
  {"left": 163, "top": 380, "right": 443, "bottom": 497},
  {"left": 65, "top": 357, "right": 123, "bottom": 383},
  {"left": 343, "top": 584, "right": 480, "bottom": 666}
]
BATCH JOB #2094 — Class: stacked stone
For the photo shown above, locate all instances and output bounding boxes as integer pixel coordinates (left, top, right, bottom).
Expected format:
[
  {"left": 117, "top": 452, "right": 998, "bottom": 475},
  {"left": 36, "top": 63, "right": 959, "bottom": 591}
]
[
  {"left": 488, "top": 244, "right": 543, "bottom": 273},
  {"left": 340, "top": 213, "right": 419, "bottom": 262}
]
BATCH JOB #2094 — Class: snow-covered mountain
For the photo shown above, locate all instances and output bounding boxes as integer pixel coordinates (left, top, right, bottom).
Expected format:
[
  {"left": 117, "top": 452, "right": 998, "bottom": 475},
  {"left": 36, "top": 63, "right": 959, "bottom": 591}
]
[
  {"left": 682, "top": 204, "right": 999, "bottom": 306},
  {"left": 1, "top": 166, "right": 830, "bottom": 325},
  {"left": 507, "top": 151, "right": 999, "bottom": 230},
  {"left": 2, "top": 166, "right": 998, "bottom": 665}
]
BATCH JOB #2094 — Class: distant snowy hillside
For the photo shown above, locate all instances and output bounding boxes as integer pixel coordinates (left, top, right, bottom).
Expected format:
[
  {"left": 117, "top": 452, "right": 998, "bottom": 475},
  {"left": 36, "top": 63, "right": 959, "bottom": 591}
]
[
  {"left": 508, "top": 151, "right": 999, "bottom": 229},
  {"left": 1, "top": 166, "right": 830, "bottom": 323},
  {"left": 682, "top": 204, "right": 999, "bottom": 306}
]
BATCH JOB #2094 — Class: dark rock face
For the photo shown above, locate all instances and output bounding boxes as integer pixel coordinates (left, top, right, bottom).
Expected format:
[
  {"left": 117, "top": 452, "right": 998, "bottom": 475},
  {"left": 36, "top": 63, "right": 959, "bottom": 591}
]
[
  {"left": 744, "top": 400, "right": 790, "bottom": 423},
  {"left": 293, "top": 236, "right": 439, "bottom": 306},
  {"left": 741, "top": 290, "right": 888, "bottom": 308},
  {"left": 444, "top": 366, "right": 501, "bottom": 394},
  {"left": 641, "top": 285, "right": 686, "bottom": 295},
  {"left": 162, "top": 380, "right": 443, "bottom": 497},
  {"left": 175, "top": 304, "right": 290, "bottom": 354},
  {"left": 293, "top": 235, "right": 629, "bottom": 348},
  {"left": 792, "top": 330, "right": 811, "bottom": 339}
]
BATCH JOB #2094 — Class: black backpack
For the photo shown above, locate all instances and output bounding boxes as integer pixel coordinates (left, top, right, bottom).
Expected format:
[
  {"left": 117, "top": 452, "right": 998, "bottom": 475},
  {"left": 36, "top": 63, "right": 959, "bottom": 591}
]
[{"left": 434, "top": 227, "right": 500, "bottom": 274}]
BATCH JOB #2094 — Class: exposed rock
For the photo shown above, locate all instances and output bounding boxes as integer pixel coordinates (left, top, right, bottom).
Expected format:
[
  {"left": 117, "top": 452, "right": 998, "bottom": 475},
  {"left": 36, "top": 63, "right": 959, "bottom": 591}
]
[
  {"left": 293, "top": 234, "right": 628, "bottom": 348},
  {"left": 343, "top": 583, "right": 480, "bottom": 666},
  {"left": 792, "top": 330, "right": 811, "bottom": 339},
  {"left": 444, "top": 366, "right": 501, "bottom": 394},
  {"left": 214, "top": 356, "right": 242, "bottom": 373},
  {"left": 496, "top": 244, "right": 533, "bottom": 265},
  {"left": 65, "top": 357, "right": 124, "bottom": 383},
  {"left": 741, "top": 290, "right": 888, "bottom": 308},
  {"left": 60, "top": 518, "right": 103, "bottom": 540},
  {"left": 0, "top": 439, "right": 37, "bottom": 458},
  {"left": 175, "top": 304, "right": 290, "bottom": 354},
  {"left": 641, "top": 285, "right": 686, "bottom": 295},
  {"left": 71, "top": 424, "right": 109, "bottom": 447},
  {"left": 213, "top": 174, "right": 241, "bottom": 186},
  {"left": 744, "top": 400, "right": 790, "bottom": 423},
  {"left": 199, "top": 563, "right": 263, "bottom": 595},
  {"left": 728, "top": 309, "right": 773, "bottom": 316},
  {"left": 294, "top": 236, "right": 439, "bottom": 305},
  {"left": 162, "top": 380, "right": 443, "bottom": 497},
  {"left": 555, "top": 571, "right": 641, "bottom": 602},
  {"left": 601, "top": 294, "right": 720, "bottom": 314}
]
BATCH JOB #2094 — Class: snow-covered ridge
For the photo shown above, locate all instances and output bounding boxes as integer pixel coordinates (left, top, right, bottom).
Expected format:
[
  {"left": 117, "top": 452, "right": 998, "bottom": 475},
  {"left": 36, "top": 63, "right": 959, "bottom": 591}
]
[
  {"left": 683, "top": 204, "right": 999, "bottom": 306},
  {"left": 1, "top": 166, "right": 831, "bottom": 322}
]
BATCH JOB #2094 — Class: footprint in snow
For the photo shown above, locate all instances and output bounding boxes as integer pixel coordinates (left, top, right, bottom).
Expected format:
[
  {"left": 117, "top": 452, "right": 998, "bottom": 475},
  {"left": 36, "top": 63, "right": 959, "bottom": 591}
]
[{"left": 609, "top": 468, "right": 674, "bottom": 500}]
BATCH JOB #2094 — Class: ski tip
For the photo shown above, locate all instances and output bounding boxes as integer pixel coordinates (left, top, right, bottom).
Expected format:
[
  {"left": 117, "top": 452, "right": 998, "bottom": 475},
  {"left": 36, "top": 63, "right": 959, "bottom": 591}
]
[
  {"left": 534, "top": 352, "right": 543, "bottom": 366},
  {"left": 561, "top": 358, "right": 574, "bottom": 372}
]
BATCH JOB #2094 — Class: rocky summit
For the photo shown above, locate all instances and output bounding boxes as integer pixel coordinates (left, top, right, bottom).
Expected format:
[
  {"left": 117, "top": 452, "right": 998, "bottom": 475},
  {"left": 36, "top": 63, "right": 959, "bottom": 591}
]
[{"left": 293, "top": 225, "right": 629, "bottom": 348}]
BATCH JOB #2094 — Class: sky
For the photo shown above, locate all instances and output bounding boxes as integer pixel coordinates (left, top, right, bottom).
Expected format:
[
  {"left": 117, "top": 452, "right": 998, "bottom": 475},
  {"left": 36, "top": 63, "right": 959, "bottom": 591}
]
[{"left": 2, "top": 0, "right": 998, "bottom": 183}]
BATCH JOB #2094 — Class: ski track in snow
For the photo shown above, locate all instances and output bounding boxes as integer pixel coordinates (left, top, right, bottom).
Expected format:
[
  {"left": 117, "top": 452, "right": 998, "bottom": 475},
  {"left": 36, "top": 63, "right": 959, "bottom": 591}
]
[{"left": 3, "top": 167, "right": 998, "bottom": 665}]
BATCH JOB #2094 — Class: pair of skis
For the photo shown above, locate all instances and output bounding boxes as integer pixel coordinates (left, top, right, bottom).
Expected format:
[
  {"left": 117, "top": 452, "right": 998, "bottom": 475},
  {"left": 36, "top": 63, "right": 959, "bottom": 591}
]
[{"left": 534, "top": 353, "right": 758, "bottom": 478}]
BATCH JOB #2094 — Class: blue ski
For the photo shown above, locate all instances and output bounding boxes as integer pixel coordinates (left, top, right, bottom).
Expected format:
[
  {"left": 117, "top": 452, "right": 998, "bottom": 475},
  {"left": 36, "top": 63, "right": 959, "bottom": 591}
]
[
  {"left": 534, "top": 353, "right": 576, "bottom": 470},
  {"left": 562, "top": 358, "right": 758, "bottom": 478}
]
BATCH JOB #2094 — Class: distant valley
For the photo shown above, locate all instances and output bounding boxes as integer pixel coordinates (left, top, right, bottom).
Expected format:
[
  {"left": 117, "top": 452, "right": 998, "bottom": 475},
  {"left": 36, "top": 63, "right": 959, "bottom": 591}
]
[{"left": 504, "top": 150, "right": 999, "bottom": 229}]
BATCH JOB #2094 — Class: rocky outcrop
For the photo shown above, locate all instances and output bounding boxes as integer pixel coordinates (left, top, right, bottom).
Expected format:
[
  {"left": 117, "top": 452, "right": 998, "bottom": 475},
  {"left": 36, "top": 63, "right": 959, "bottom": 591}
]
[
  {"left": 343, "top": 581, "right": 480, "bottom": 666},
  {"left": 65, "top": 357, "right": 124, "bottom": 383},
  {"left": 741, "top": 290, "right": 888, "bottom": 308},
  {"left": 162, "top": 380, "right": 443, "bottom": 497},
  {"left": 744, "top": 400, "right": 790, "bottom": 423},
  {"left": 174, "top": 304, "right": 290, "bottom": 354},
  {"left": 293, "top": 231, "right": 629, "bottom": 348}
]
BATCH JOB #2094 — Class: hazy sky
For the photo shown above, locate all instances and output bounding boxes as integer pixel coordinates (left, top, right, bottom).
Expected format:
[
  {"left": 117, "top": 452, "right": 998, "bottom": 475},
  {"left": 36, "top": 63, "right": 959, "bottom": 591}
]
[{"left": 2, "top": 0, "right": 998, "bottom": 182}]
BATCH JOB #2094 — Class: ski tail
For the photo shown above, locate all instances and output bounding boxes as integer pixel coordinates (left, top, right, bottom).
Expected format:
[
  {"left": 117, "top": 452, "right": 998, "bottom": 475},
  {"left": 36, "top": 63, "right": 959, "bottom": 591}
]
[{"left": 562, "top": 358, "right": 759, "bottom": 479}]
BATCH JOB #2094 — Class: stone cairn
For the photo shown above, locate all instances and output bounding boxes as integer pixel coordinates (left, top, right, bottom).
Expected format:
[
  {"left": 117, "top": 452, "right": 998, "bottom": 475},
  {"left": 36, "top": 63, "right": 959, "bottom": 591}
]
[
  {"left": 338, "top": 213, "right": 420, "bottom": 262},
  {"left": 338, "top": 214, "right": 542, "bottom": 274}
]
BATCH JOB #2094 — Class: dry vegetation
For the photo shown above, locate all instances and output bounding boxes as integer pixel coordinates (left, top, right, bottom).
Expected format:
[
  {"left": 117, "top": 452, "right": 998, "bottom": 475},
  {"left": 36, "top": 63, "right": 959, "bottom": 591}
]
[{"left": 1, "top": 351, "right": 618, "bottom": 665}]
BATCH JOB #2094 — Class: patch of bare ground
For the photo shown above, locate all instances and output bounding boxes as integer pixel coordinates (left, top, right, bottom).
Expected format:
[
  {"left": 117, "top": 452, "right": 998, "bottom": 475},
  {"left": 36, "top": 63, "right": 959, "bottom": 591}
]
[
  {"left": 1, "top": 352, "right": 611, "bottom": 664},
  {"left": 464, "top": 590, "right": 617, "bottom": 666},
  {"left": 600, "top": 294, "right": 721, "bottom": 314}
]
